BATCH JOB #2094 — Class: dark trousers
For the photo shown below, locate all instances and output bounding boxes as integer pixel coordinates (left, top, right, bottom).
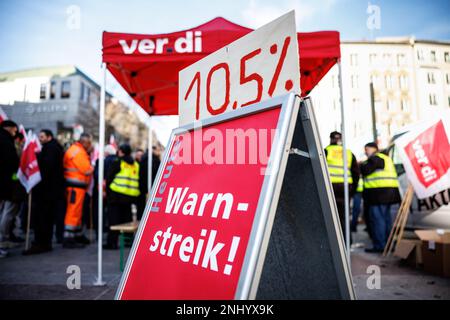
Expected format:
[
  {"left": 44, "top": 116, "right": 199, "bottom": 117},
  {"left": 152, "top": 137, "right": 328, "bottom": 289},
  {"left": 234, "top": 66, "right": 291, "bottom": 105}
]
[
  {"left": 136, "top": 194, "right": 147, "bottom": 221},
  {"left": 33, "top": 198, "right": 56, "bottom": 248},
  {"left": 55, "top": 198, "right": 66, "bottom": 243},
  {"left": 335, "top": 197, "right": 353, "bottom": 244},
  {"left": 351, "top": 193, "right": 362, "bottom": 231},
  {"left": 107, "top": 202, "right": 132, "bottom": 247},
  {"left": 369, "top": 204, "right": 392, "bottom": 250}
]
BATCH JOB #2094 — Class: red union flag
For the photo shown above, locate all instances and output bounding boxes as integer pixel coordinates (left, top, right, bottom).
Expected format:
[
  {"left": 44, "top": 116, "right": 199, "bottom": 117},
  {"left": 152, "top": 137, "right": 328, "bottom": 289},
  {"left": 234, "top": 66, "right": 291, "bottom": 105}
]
[
  {"left": 17, "top": 131, "right": 42, "bottom": 193},
  {"left": 396, "top": 113, "right": 450, "bottom": 199},
  {"left": 0, "top": 107, "right": 8, "bottom": 123}
]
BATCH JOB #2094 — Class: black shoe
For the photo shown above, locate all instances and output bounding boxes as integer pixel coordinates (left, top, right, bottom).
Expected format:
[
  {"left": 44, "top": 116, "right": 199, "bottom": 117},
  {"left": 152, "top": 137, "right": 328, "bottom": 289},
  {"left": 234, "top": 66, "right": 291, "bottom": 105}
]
[
  {"left": 103, "top": 244, "right": 118, "bottom": 250},
  {"left": 365, "top": 248, "right": 383, "bottom": 253},
  {"left": 75, "top": 235, "right": 90, "bottom": 245},
  {"left": 22, "top": 245, "right": 52, "bottom": 256},
  {"left": 63, "top": 239, "right": 86, "bottom": 249}
]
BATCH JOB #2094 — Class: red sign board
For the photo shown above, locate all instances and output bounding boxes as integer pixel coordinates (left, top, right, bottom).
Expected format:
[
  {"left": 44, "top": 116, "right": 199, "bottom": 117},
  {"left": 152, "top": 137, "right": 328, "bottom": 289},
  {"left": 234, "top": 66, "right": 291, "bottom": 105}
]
[{"left": 117, "top": 104, "right": 284, "bottom": 299}]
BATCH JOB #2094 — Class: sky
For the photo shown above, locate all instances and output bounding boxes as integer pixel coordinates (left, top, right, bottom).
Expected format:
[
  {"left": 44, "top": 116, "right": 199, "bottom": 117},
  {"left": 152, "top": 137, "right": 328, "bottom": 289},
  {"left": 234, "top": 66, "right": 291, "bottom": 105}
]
[{"left": 0, "top": 0, "right": 449, "bottom": 144}]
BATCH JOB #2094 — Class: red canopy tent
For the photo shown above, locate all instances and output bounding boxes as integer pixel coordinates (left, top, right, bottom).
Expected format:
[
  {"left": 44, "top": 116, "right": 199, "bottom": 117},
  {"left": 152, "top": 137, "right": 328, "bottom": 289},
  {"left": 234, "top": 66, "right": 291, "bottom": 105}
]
[{"left": 102, "top": 17, "right": 340, "bottom": 115}]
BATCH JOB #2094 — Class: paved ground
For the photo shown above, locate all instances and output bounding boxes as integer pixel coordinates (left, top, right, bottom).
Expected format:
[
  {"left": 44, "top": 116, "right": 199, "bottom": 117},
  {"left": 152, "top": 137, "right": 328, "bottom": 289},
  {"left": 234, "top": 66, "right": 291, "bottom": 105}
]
[
  {"left": 351, "top": 229, "right": 450, "bottom": 299},
  {"left": 0, "top": 228, "right": 449, "bottom": 300}
]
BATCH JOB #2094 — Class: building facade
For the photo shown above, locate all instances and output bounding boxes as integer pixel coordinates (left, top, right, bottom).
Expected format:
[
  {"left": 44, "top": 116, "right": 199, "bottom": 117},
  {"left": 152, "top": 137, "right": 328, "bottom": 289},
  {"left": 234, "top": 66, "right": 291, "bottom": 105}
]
[
  {"left": 0, "top": 65, "right": 151, "bottom": 149},
  {"left": 310, "top": 38, "right": 450, "bottom": 159}
]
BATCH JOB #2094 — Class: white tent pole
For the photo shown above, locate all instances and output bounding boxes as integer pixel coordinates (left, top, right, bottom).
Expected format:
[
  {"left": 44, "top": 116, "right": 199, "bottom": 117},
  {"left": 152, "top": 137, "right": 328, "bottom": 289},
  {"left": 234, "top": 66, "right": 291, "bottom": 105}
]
[
  {"left": 147, "top": 117, "right": 153, "bottom": 196},
  {"left": 338, "top": 60, "right": 351, "bottom": 266},
  {"left": 94, "top": 63, "right": 106, "bottom": 286}
]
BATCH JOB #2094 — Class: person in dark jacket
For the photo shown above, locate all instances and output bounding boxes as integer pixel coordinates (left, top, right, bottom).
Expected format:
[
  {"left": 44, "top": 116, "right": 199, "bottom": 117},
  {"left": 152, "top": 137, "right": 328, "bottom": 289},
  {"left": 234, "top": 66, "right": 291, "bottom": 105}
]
[
  {"left": 136, "top": 146, "right": 161, "bottom": 220},
  {"left": 360, "top": 142, "right": 401, "bottom": 253},
  {"left": 324, "top": 132, "right": 360, "bottom": 237},
  {"left": 23, "top": 129, "right": 64, "bottom": 255},
  {"left": 104, "top": 144, "right": 140, "bottom": 249},
  {"left": 0, "top": 120, "right": 19, "bottom": 258}
]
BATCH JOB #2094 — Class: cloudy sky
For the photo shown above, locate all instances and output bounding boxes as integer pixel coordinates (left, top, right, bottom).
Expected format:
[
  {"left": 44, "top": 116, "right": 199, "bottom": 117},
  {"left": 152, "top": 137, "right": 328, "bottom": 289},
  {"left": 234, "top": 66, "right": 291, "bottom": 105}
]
[{"left": 1, "top": 0, "right": 449, "bottom": 143}]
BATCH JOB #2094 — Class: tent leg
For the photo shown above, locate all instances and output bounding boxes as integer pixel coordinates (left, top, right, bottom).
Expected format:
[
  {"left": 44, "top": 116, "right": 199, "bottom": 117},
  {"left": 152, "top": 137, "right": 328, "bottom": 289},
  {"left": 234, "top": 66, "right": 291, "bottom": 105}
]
[
  {"left": 147, "top": 117, "right": 153, "bottom": 197},
  {"left": 94, "top": 63, "right": 106, "bottom": 286},
  {"left": 338, "top": 60, "right": 351, "bottom": 268}
]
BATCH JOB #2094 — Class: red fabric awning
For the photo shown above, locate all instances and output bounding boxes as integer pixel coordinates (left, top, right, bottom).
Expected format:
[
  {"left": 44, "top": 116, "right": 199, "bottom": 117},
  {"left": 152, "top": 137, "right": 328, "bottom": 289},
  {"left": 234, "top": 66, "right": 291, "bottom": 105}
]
[{"left": 102, "top": 17, "right": 340, "bottom": 115}]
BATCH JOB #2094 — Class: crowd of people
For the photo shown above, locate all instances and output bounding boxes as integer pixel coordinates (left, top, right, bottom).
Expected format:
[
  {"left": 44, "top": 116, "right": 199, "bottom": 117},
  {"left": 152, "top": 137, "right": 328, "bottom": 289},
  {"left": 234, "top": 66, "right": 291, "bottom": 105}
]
[
  {"left": 0, "top": 119, "right": 160, "bottom": 258},
  {"left": 0, "top": 117, "right": 402, "bottom": 259},
  {"left": 325, "top": 131, "right": 401, "bottom": 253}
]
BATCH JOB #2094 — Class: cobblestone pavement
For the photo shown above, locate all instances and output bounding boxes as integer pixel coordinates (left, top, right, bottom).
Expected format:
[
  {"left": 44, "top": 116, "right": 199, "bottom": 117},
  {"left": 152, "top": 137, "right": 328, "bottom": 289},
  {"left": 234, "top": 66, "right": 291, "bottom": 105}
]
[{"left": 1, "top": 228, "right": 449, "bottom": 300}]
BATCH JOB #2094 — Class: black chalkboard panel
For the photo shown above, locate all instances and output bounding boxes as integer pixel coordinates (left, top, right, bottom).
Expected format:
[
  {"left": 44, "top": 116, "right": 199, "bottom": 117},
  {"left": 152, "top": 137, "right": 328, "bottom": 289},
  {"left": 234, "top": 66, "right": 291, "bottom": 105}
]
[{"left": 256, "top": 97, "right": 354, "bottom": 299}]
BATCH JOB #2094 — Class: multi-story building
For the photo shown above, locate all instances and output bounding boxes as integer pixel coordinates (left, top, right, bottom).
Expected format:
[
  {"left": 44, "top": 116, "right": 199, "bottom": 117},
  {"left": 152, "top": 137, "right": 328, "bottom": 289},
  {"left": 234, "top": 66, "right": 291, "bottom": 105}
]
[
  {"left": 310, "top": 38, "right": 450, "bottom": 159},
  {"left": 0, "top": 65, "right": 151, "bottom": 149}
]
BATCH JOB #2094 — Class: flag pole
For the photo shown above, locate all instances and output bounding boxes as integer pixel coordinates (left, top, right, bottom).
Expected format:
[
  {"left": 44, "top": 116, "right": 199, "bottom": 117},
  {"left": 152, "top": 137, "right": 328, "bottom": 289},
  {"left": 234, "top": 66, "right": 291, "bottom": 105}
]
[
  {"left": 25, "top": 191, "right": 32, "bottom": 251},
  {"left": 94, "top": 63, "right": 106, "bottom": 286},
  {"left": 338, "top": 60, "right": 351, "bottom": 267}
]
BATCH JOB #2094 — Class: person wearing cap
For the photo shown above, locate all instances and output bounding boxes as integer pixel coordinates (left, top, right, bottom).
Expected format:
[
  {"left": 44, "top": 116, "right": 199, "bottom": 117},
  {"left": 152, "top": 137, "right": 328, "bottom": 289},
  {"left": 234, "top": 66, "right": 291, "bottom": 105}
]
[
  {"left": 105, "top": 143, "right": 140, "bottom": 249},
  {"left": 0, "top": 120, "right": 20, "bottom": 258},
  {"left": 360, "top": 142, "right": 401, "bottom": 253},
  {"left": 324, "top": 131, "right": 360, "bottom": 237}
]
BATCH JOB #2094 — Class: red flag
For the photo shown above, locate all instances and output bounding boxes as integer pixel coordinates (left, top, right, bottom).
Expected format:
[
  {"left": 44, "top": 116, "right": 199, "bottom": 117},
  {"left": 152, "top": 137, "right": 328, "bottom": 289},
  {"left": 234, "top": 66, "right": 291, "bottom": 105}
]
[
  {"left": 0, "top": 107, "right": 8, "bottom": 123},
  {"left": 18, "top": 124, "right": 27, "bottom": 143},
  {"left": 17, "top": 131, "right": 42, "bottom": 193},
  {"left": 396, "top": 112, "right": 450, "bottom": 199}
]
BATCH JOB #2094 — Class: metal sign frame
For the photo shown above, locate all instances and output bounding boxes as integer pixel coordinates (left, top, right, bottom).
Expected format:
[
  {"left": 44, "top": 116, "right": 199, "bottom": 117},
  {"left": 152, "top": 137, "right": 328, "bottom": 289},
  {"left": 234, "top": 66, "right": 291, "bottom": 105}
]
[{"left": 115, "top": 93, "right": 299, "bottom": 299}]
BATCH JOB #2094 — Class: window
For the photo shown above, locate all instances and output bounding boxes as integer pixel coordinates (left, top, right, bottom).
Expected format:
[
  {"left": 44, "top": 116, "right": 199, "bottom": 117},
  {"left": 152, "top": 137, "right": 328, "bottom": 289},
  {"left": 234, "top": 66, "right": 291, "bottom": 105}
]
[
  {"left": 383, "top": 53, "right": 392, "bottom": 64},
  {"left": 427, "top": 72, "right": 436, "bottom": 84},
  {"left": 445, "top": 52, "right": 450, "bottom": 63},
  {"left": 399, "top": 75, "right": 408, "bottom": 89},
  {"left": 61, "top": 81, "right": 71, "bottom": 99},
  {"left": 80, "top": 82, "right": 90, "bottom": 103},
  {"left": 370, "top": 74, "right": 379, "bottom": 87},
  {"left": 385, "top": 74, "right": 394, "bottom": 89},
  {"left": 417, "top": 49, "right": 424, "bottom": 61},
  {"left": 369, "top": 53, "right": 377, "bottom": 65},
  {"left": 397, "top": 54, "right": 406, "bottom": 66},
  {"left": 430, "top": 50, "right": 436, "bottom": 62},
  {"left": 374, "top": 100, "right": 382, "bottom": 112},
  {"left": 429, "top": 94, "right": 438, "bottom": 106},
  {"left": 446, "top": 73, "right": 450, "bottom": 85},
  {"left": 387, "top": 100, "right": 395, "bottom": 111},
  {"left": 351, "top": 75, "right": 359, "bottom": 88},
  {"left": 50, "top": 81, "right": 56, "bottom": 99},
  {"left": 350, "top": 54, "right": 358, "bottom": 66},
  {"left": 448, "top": 96, "right": 450, "bottom": 107},
  {"left": 401, "top": 99, "right": 409, "bottom": 112},
  {"left": 39, "top": 83, "right": 46, "bottom": 99}
]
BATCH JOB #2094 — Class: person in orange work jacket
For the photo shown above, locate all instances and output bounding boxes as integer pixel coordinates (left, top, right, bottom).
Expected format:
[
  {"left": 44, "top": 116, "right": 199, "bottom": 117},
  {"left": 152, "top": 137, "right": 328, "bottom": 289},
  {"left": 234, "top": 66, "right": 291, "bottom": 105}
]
[{"left": 63, "top": 133, "right": 93, "bottom": 248}]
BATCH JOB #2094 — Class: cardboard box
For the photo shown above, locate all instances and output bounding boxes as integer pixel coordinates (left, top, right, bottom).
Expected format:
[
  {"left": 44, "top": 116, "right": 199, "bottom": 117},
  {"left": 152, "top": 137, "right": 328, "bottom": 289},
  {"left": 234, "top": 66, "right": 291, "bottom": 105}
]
[
  {"left": 415, "top": 230, "right": 450, "bottom": 278},
  {"left": 394, "top": 239, "right": 423, "bottom": 268}
]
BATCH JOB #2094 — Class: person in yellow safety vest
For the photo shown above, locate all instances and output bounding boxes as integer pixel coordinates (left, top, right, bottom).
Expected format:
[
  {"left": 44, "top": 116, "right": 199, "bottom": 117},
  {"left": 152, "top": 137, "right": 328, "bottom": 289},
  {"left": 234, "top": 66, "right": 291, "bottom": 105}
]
[
  {"left": 324, "top": 131, "right": 360, "bottom": 237},
  {"left": 104, "top": 143, "right": 140, "bottom": 250},
  {"left": 360, "top": 142, "right": 401, "bottom": 253},
  {"left": 63, "top": 133, "right": 93, "bottom": 248}
]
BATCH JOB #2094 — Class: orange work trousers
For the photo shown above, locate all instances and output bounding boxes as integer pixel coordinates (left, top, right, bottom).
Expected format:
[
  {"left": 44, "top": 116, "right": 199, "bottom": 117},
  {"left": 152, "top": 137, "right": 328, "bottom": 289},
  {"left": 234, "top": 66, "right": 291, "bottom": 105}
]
[{"left": 64, "top": 187, "right": 86, "bottom": 229}]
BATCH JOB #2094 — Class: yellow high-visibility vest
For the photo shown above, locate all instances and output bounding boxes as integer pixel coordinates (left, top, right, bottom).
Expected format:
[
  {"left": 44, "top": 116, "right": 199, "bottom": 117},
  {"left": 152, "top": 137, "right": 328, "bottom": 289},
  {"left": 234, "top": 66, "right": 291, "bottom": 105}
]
[
  {"left": 356, "top": 177, "right": 364, "bottom": 193},
  {"left": 325, "top": 145, "right": 353, "bottom": 184},
  {"left": 110, "top": 160, "right": 141, "bottom": 197},
  {"left": 363, "top": 153, "right": 399, "bottom": 189}
]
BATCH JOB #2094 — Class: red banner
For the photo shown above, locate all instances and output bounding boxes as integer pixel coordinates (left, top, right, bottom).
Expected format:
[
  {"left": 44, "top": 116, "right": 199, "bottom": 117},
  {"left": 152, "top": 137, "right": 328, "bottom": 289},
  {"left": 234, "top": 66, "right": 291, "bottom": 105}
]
[{"left": 396, "top": 114, "right": 450, "bottom": 199}]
